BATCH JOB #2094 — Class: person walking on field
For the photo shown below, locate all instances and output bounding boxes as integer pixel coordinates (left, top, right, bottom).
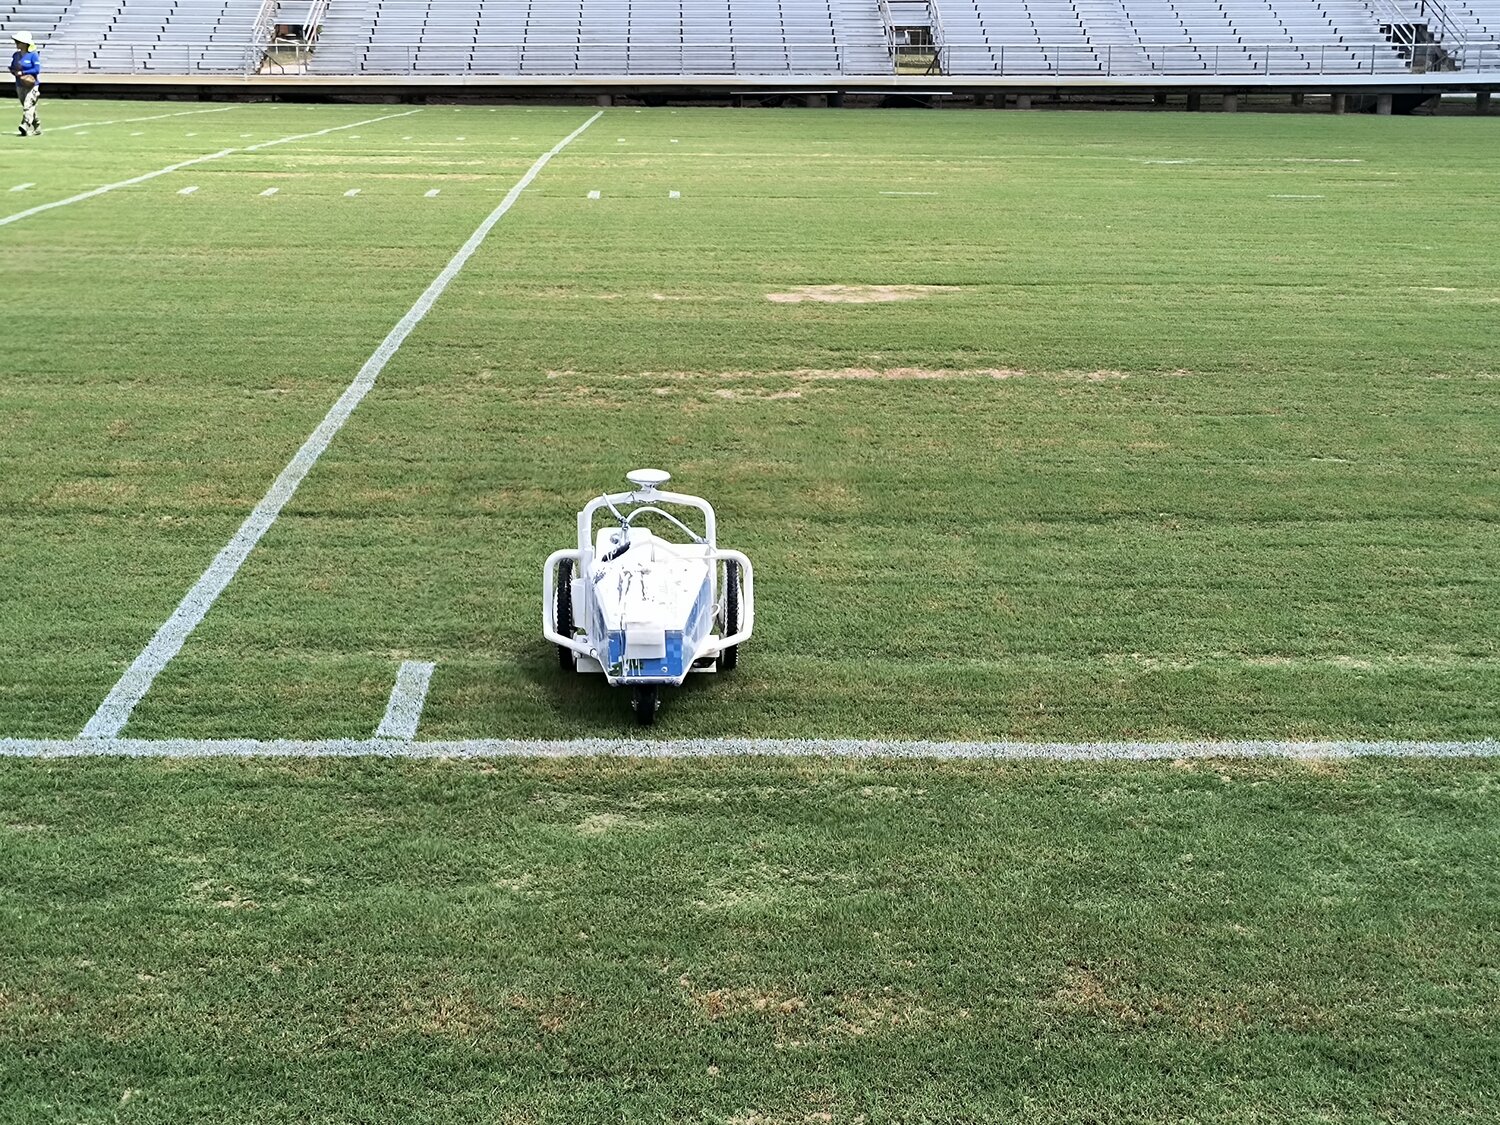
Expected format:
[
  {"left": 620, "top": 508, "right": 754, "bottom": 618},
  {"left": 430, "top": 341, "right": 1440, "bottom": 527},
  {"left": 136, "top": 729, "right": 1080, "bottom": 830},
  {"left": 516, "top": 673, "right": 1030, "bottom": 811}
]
[{"left": 9, "top": 30, "right": 40, "bottom": 137}]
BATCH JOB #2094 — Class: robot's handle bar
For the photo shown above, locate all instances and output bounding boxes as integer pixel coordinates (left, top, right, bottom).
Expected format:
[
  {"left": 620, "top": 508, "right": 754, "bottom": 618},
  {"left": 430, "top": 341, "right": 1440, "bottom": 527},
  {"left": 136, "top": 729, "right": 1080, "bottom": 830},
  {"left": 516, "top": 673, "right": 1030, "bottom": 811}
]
[
  {"left": 578, "top": 488, "right": 716, "bottom": 554},
  {"left": 624, "top": 505, "right": 704, "bottom": 543}
]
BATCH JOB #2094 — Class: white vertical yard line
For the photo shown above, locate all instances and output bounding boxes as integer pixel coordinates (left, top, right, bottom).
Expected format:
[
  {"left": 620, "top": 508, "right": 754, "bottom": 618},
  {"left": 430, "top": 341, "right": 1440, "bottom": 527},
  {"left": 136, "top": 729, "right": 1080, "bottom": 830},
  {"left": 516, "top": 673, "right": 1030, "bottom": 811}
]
[
  {"left": 8, "top": 183, "right": 33, "bottom": 192},
  {"left": 0, "top": 110, "right": 420, "bottom": 230},
  {"left": 79, "top": 109, "right": 605, "bottom": 740},
  {"left": 50, "top": 106, "right": 239, "bottom": 132},
  {"left": 259, "top": 187, "right": 279, "bottom": 197},
  {"left": 374, "top": 661, "right": 436, "bottom": 739}
]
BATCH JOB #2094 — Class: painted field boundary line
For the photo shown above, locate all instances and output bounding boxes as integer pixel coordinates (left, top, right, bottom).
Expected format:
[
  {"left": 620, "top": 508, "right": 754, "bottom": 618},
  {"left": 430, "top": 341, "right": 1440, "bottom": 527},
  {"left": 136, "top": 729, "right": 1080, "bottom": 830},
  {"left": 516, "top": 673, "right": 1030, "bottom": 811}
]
[
  {"left": 4, "top": 737, "right": 1498, "bottom": 761},
  {"left": 79, "top": 109, "right": 606, "bottom": 740},
  {"left": 51, "top": 105, "right": 239, "bottom": 132},
  {"left": 0, "top": 109, "right": 420, "bottom": 228}
]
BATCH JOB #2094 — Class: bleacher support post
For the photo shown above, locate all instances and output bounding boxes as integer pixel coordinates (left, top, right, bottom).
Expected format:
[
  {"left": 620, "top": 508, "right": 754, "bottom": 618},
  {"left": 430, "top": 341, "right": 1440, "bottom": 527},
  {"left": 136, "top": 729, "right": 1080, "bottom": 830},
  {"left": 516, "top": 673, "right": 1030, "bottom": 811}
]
[
  {"left": 1477, "top": 91, "right": 1492, "bottom": 114},
  {"left": 1291, "top": 92, "right": 1304, "bottom": 107},
  {"left": 1376, "top": 93, "right": 1393, "bottom": 114},
  {"left": 1331, "top": 93, "right": 1347, "bottom": 114},
  {"left": 1223, "top": 93, "right": 1238, "bottom": 112},
  {"left": 1186, "top": 92, "right": 1201, "bottom": 111}
]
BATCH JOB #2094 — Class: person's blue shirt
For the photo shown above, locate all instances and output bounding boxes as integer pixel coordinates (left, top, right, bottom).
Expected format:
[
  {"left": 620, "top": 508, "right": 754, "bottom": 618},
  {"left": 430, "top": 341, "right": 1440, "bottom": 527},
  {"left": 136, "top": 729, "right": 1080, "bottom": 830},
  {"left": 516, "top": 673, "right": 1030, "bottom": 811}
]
[{"left": 10, "top": 49, "right": 41, "bottom": 85}]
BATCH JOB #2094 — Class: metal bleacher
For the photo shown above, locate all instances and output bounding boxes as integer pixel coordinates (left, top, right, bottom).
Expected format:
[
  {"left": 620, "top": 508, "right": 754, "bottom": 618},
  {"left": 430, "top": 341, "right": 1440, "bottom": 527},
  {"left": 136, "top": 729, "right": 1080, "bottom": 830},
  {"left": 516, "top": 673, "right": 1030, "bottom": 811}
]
[
  {"left": 307, "top": 0, "right": 893, "bottom": 76},
  {"left": 936, "top": 0, "right": 1420, "bottom": 75},
  {"left": 3, "top": 0, "right": 1496, "bottom": 79},
  {"left": 14, "top": 0, "right": 274, "bottom": 73}
]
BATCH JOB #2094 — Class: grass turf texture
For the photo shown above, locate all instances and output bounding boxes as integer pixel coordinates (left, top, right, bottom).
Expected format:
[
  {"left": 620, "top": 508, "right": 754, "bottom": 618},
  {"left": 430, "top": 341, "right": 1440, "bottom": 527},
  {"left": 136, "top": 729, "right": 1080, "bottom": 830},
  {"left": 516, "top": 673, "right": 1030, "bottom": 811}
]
[
  {"left": 2, "top": 102, "right": 1498, "bottom": 740},
  {"left": 2, "top": 756, "right": 1497, "bottom": 1123},
  {"left": 5, "top": 101, "right": 1500, "bottom": 740},
  {"left": 2, "top": 103, "right": 1498, "bottom": 1124}
]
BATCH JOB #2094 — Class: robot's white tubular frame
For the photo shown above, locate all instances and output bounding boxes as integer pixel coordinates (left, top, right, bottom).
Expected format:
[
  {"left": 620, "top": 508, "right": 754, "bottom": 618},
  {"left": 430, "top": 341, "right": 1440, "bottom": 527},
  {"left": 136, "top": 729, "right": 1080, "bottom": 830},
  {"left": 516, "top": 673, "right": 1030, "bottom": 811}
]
[{"left": 540, "top": 480, "right": 754, "bottom": 685}]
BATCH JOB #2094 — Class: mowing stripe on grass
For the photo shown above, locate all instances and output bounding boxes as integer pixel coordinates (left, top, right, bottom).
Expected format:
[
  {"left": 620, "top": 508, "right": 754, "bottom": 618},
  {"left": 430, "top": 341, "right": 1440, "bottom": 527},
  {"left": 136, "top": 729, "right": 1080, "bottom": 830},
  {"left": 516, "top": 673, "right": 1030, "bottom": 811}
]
[
  {"left": 78, "top": 110, "right": 606, "bottom": 740},
  {"left": 6, "top": 737, "right": 1500, "bottom": 761},
  {"left": 50, "top": 106, "right": 238, "bottom": 132},
  {"left": 0, "top": 110, "right": 419, "bottom": 229},
  {"left": 375, "top": 661, "right": 437, "bottom": 739}
]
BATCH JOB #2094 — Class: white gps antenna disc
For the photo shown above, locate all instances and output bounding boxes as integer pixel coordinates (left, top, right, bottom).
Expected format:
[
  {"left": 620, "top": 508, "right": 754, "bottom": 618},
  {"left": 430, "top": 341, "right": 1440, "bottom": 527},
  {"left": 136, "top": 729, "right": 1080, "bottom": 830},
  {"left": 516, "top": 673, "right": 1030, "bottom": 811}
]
[{"left": 626, "top": 468, "right": 671, "bottom": 490}]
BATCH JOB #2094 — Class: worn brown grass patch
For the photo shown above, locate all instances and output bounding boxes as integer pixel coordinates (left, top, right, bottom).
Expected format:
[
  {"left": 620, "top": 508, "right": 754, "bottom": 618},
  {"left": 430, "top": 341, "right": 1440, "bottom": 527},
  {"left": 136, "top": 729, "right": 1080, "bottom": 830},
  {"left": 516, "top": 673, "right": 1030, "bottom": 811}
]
[{"left": 765, "top": 285, "right": 962, "bottom": 304}]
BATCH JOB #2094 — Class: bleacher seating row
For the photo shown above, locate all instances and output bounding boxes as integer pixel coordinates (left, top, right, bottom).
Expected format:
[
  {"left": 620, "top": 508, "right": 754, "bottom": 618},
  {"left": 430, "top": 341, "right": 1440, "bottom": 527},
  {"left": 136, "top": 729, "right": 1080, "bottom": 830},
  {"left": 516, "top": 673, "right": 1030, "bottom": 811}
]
[
  {"left": 7, "top": 0, "right": 269, "bottom": 72},
  {"left": 308, "top": 0, "right": 891, "bottom": 76},
  {"left": 2, "top": 0, "right": 1497, "bottom": 77},
  {"left": 939, "top": 0, "right": 1415, "bottom": 74}
]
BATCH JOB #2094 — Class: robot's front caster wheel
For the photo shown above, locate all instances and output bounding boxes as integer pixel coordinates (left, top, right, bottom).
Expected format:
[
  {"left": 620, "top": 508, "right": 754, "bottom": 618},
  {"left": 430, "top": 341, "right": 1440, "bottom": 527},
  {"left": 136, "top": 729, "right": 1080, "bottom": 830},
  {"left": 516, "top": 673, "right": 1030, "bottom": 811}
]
[{"left": 631, "top": 685, "right": 660, "bottom": 726}]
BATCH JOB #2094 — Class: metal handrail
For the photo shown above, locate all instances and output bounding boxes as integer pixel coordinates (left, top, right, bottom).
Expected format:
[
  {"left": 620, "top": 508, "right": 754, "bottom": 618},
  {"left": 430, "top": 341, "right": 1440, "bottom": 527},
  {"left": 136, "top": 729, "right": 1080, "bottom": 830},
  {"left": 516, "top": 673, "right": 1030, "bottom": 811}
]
[{"left": 1414, "top": 0, "right": 1468, "bottom": 47}]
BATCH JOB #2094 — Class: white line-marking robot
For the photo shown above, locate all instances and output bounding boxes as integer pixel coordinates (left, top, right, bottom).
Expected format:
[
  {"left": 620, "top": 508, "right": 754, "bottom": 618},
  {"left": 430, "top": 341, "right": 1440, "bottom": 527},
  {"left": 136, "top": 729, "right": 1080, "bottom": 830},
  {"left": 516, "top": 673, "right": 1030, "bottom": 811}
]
[{"left": 543, "top": 469, "right": 754, "bottom": 724}]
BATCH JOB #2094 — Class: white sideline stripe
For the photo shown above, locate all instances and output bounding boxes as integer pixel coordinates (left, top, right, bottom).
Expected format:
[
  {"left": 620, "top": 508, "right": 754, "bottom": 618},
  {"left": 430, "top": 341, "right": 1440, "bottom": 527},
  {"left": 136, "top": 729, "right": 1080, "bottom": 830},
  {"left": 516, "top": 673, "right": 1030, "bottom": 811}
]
[
  {"left": 78, "top": 109, "right": 604, "bottom": 740},
  {"left": 375, "top": 661, "right": 436, "bottom": 740},
  {"left": 3, "top": 737, "right": 1497, "bottom": 762},
  {"left": 51, "top": 106, "right": 237, "bottom": 132},
  {"left": 9, "top": 183, "right": 33, "bottom": 192},
  {"left": 177, "top": 185, "right": 198, "bottom": 195},
  {"left": 0, "top": 110, "right": 419, "bottom": 229}
]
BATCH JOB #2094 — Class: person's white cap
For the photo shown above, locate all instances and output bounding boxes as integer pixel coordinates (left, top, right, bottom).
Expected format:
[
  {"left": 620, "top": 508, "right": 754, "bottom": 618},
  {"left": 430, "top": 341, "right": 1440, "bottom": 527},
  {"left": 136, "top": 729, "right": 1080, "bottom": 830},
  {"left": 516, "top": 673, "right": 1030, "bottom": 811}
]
[{"left": 12, "top": 30, "right": 35, "bottom": 45}]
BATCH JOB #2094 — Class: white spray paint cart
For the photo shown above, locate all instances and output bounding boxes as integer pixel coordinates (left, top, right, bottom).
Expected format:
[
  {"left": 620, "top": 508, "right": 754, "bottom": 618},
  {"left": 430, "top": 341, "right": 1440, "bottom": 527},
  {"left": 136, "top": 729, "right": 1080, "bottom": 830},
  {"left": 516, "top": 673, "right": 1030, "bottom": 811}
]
[{"left": 543, "top": 469, "right": 754, "bottom": 725}]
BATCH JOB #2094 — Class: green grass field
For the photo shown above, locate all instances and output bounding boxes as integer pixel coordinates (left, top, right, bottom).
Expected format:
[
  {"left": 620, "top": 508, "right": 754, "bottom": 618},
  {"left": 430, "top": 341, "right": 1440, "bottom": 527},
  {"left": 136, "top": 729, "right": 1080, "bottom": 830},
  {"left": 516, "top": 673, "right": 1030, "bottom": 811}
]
[
  {"left": 2, "top": 100, "right": 1498, "bottom": 1121},
  {"left": 3, "top": 99, "right": 1497, "bottom": 740}
]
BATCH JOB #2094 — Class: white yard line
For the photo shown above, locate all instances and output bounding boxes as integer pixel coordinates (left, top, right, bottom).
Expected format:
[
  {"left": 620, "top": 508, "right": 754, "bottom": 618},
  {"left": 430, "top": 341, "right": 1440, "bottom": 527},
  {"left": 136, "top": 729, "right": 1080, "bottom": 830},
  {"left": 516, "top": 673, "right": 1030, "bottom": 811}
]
[
  {"left": 343, "top": 188, "right": 361, "bottom": 197},
  {"left": 5, "top": 737, "right": 1498, "bottom": 761},
  {"left": 425, "top": 188, "right": 440, "bottom": 197},
  {"left": 78, "top": 109, "right": 605, "bottom": 740},
  {"left": 0, "top": 110, "right": 420, "bottom": 230},
  {"left": 177, "top": 185, "right": 199, "bottom": 195},
  {"left": 8, "top": 182, "right": 34, "bottom": 192},
  {"left": 374, "top": 661, "right": 436, "bottom": 740},
  {"left": 259, "top": 187, "right": 279, "bottom": 197},
  {"left": 50, "top": 106, "right": 239, "bottom": 133}
]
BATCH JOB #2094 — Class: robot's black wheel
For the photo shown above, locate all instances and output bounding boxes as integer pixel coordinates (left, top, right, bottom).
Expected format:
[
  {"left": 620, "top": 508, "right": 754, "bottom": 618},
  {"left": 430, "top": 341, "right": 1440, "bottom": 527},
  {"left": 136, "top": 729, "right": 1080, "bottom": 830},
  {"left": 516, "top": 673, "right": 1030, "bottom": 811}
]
[
  {"left": 631, "top": 685, "right": 660, "bottom": 726},
  {"left": 556, "top": 558, "right": 575, "bottom": 672},
  {"left": 720, "top": 558, "right": 741, "bottom": 672}
]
